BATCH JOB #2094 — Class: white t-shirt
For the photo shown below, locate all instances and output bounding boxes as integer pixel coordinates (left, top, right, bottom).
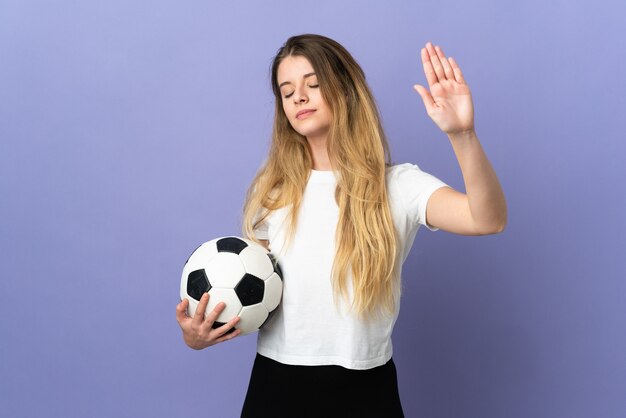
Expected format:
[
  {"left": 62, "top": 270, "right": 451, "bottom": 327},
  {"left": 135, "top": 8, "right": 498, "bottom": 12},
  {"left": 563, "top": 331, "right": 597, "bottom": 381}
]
[{"left": 252, "top": 163, "right": 449, "bottom": 370}]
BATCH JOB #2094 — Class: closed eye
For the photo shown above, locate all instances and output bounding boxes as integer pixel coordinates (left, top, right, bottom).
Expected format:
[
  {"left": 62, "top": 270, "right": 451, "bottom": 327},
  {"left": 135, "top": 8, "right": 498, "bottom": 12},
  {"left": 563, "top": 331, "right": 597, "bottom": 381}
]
[{"left": 284, "top": 84, "right": 319, "bottom": 99}]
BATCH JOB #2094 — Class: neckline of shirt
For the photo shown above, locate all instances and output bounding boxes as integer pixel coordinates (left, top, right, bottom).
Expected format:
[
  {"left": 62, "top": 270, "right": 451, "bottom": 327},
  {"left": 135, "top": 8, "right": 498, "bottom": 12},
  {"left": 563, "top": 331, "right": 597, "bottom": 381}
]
[
  {"left": 308, "top": 165, "right": 400, "bottom": 184},
  {"left": 309, "top": 169, "right": 337, "bottom": 183}
]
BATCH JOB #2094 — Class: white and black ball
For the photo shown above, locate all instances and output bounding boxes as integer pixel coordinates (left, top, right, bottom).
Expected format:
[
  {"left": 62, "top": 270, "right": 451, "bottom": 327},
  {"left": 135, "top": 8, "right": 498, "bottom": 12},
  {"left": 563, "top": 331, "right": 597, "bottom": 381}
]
[{"left": 180, "top": 236, "right": 283, "bottom": 336}]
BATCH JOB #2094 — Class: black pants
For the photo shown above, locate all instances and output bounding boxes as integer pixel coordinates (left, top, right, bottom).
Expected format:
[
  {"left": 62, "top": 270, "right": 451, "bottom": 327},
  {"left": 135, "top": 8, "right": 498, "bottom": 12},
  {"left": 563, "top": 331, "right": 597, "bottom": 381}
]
[{"left": 241, "top": 353, "right": 404, "bottom": 418}]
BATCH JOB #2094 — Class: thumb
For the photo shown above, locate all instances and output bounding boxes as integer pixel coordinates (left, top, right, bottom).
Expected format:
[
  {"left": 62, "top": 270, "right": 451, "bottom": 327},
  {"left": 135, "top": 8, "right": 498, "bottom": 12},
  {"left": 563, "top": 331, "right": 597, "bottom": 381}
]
[
  {"left": 176, "top": 298, "right": 189, "bottom": 320},
  {"left": 413, "top": 84, "right": 435, "bottom": 113}
]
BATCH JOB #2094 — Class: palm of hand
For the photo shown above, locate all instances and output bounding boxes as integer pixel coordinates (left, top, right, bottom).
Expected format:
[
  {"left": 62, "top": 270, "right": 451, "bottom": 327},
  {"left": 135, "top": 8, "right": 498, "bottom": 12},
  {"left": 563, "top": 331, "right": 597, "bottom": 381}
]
[{"left": 414, "top": 42, "right": 475, "bottom": 135}]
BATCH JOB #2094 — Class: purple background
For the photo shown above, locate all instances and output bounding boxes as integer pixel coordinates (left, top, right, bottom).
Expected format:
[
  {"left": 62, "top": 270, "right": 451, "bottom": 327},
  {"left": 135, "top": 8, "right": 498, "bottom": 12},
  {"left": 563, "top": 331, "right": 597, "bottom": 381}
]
[{"left": 1, "top": 1, "right": 624, "bottom": 417}]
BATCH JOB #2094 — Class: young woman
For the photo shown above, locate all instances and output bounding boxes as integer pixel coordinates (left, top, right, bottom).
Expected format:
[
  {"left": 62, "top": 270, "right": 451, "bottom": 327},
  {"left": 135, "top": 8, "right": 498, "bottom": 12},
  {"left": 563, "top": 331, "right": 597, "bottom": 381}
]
[{"left": 176, "top": 34, "right": 507, "bottom": 417}]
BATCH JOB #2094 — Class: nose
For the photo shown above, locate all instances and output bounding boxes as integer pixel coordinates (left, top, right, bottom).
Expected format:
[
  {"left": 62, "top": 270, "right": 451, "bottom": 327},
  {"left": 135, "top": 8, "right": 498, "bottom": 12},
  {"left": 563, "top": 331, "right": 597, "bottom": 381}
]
[{"left": 294, "top": 86, "right": 308, "bottom": 103}]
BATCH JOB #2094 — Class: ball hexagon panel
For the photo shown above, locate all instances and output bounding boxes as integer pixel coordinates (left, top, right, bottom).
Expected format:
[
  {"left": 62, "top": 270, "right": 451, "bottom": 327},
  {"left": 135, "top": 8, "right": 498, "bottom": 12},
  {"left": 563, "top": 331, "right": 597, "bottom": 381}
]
[
  {"left": 262, "top": 272, "right": 282, "bottom": 311},
  {"left": 238, "top": 246, "right": 274, "bottom": 280},
  {"left": 237, "top": 303, "right": 269, "bottom": 335},
  {"left": 204, "top": 252, "right": 245, "bottom": 288},
  {"left": 235, "top": 273, "right": 265, "bottom": 306},
  {"left": 207, "top": 288, "right": 242, "bottom": 323},
  {"left": 259, "top": 308, "right": 278, "bottom": 329},
  {"left": 184, "top": 241, "right": 218, "bottom": 273}
]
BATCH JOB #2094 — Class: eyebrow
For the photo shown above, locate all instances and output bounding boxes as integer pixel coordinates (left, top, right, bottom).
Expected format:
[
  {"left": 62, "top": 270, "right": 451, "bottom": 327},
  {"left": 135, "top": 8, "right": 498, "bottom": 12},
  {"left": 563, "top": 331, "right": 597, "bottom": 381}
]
[{"left": 278, "top": 72, "right": 316, "bottom": 89}]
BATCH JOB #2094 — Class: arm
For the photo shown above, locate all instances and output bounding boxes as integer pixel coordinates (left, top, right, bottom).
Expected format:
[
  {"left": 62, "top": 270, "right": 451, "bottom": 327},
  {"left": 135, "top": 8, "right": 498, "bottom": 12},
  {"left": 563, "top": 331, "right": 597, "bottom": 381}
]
[{"left": 414, "top": 42, "right": 507, "bottom": 235}]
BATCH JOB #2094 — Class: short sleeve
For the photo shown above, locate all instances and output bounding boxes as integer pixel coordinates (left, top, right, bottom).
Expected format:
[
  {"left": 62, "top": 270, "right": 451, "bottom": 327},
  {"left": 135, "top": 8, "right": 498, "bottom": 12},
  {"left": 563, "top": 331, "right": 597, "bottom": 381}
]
[
  {"left": 252, "top": 207, "right": 269, "bottom": 240},
  {"left": 392, "top": 162, "right": 449, "bottom": 231}
]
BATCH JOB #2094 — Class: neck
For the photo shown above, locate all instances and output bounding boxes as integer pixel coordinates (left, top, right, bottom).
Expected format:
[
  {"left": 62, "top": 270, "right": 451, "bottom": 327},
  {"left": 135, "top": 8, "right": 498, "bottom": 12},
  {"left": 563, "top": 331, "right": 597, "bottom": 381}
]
[{"left": 306, "top": 135, "right": 332, "bottom": 171}]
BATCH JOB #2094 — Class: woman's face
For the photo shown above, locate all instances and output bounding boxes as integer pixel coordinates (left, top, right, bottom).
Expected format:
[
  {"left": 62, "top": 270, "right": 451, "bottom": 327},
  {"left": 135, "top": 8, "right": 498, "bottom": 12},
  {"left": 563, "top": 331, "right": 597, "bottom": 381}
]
[{"left": 277, "top": 55, "right": 332, "bottom": 142}]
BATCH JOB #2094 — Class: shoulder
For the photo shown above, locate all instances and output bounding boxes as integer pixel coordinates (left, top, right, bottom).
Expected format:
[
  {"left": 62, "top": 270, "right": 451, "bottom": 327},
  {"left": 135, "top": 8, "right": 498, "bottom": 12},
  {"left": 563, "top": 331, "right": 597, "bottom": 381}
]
[
  {"left": 386, "top": 162, "right": 449, "bottom": 204},
  {"left": 386, "top": 162, "right": 435, "bottom": 185}
]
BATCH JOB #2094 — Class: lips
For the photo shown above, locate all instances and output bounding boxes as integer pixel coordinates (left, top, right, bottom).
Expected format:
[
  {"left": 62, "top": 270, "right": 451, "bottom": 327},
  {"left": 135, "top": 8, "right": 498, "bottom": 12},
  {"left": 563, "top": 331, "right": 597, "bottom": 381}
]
[{"left": 296, "top": 109, "right": 316, "bottom": 119}]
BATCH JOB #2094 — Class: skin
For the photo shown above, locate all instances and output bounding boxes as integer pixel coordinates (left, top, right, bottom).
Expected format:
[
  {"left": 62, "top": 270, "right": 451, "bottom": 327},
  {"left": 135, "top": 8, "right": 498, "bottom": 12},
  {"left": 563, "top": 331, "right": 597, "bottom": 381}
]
[
  {"left": 277, "top": 55, "right": 334, "bottom": 171},
  {"left": 176, "top": 292, "right": 242, "bottom": 349},
  {"left": 413, "top": 42, "right": 507, "bottom": 235},
  {"left": 176, "top": 41, "right": 508, "bottom": 350},
  {"left": 274, "top": 43, "right": 506, "bottom": 235},
  {"left": 176, "top": 55, "right": 328, "bottom": 349}
]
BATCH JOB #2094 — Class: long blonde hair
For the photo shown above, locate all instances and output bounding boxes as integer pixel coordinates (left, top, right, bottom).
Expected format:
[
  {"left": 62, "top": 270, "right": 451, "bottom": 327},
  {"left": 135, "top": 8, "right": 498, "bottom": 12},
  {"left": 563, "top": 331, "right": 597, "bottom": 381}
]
[{"left": 241, "top": 34, "right": 399, "bottom": 320}]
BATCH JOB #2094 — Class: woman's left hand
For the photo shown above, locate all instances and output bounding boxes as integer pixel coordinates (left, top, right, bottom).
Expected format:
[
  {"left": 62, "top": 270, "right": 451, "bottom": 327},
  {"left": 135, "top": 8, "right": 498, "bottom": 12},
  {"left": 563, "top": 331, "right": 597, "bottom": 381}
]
[{"left": 413, "top": 42, "right": 475, "bottom": 135}]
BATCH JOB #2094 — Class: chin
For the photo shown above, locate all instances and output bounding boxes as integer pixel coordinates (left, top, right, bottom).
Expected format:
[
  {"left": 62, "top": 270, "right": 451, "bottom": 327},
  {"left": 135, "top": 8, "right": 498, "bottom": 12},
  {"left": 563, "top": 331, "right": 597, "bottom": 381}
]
[{"left": 293, "top": 125, "right": 329, "bottom": 140}]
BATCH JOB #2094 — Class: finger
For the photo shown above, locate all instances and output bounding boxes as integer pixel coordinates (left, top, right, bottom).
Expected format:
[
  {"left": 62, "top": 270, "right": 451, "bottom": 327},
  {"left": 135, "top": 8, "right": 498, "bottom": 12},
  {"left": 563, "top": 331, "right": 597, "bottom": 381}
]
[
  {"left": 413, "top": 84, "right": 436, "bottom": 113},
  {"left": 191, "top": 292, "right": 210, "bottom": 326},
  {"left": 421, "top": 47, "right": 438, "bottom": 88},
  {"left": 213, "top": 315, "right": 241, "bottom": 338},
  {"left": 214, "top": 328, "right": 242, "bottom": 344},
  {"left": 207, "top": 315, "right": 240, "bottom": 344},
  {"left": 449, "top": 57, "right": 467, "bottom": 84},
  {"left": 434, "top": 45, "right": 454, "bottom": 81},
  {"left": 176, "top": 298, "right": 189, "bottom": 323},
  {"left": 215, "top": 325, "right": 241, "bottom": 343},
  {"left": 202, "top": 299, "right": 227, "bottom": 326},
  {"left": 426, "top": 42, "right": 446, "bottom": 82}
]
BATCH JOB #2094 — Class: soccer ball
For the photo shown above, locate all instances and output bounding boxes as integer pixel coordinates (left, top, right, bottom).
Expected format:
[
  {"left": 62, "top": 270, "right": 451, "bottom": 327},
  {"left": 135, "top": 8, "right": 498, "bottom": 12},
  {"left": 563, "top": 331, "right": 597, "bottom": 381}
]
[{"left": 180, "top": 236, "right": 283, "bottom": 336}]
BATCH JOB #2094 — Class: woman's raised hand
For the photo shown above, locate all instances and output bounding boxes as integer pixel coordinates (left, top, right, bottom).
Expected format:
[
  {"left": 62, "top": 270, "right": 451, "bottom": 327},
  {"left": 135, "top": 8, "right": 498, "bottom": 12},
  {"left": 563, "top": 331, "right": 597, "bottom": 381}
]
[
  {"left": 413, "top": 42, "right": 475, "bottom": 135},
  {"left": 176, "top": 292, "right": 242, "bottom": 350}
]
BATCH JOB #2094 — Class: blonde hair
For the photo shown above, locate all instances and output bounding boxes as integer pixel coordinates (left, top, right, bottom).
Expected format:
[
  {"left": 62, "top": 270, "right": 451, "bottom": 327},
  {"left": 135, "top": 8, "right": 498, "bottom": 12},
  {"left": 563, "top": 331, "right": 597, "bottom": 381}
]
[{"left": 241, "top": 34, "right": 399, "bottom": 320}]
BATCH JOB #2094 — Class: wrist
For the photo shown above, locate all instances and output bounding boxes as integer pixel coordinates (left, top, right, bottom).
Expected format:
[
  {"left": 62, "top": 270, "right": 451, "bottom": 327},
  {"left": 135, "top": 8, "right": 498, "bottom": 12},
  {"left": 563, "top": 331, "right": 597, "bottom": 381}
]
[
  {"left": 447, "top": 128, "right": 477, "bottom": 142},
  {"left": 186, "top": 336, "right": 207, "bottom": 350}
]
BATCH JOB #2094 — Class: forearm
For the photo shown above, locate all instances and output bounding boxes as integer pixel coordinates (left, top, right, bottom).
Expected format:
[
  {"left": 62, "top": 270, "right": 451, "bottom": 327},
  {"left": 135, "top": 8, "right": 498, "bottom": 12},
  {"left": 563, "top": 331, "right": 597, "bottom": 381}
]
[{"left": 447, "top": 130, "right": 507, "bottom": 232}]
